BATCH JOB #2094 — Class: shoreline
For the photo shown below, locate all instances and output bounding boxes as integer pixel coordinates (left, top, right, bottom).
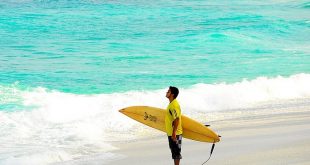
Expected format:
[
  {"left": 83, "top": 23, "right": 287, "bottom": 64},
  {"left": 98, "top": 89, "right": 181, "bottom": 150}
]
[{"left": 109, "top": 99, "right": 310, "bottom": 165}]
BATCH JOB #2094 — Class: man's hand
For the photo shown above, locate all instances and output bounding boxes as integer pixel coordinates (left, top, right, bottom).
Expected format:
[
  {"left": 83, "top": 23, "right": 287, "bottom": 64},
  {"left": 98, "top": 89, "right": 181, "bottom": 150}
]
[
  {"left": 172, "top": 117, "right": 179, "bottom": 142},
  {"left": 172, "top": 132, "right": 177, "bottom": 142}
]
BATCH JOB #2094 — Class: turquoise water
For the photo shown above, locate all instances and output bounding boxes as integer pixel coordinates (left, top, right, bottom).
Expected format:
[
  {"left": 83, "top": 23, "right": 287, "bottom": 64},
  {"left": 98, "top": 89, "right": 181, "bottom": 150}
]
[
  {"left": 1, "top": 0, "right": 309, "bottom": 94},
  {"left": 1, "top": 1, "right": 310, "bottom": 164}
]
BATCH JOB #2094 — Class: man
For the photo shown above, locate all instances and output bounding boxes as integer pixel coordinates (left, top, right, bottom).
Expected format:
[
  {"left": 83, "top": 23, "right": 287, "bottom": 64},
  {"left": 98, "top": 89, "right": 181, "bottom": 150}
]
[{"left": 165, "top": 86, "right": 183, "bottom": 165}]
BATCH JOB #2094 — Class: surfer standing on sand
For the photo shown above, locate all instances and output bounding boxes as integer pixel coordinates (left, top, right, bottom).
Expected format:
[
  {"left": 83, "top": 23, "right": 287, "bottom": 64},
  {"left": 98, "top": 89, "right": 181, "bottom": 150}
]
[{"left": 165, "top": 86, "right": 183, "bottom": 165}]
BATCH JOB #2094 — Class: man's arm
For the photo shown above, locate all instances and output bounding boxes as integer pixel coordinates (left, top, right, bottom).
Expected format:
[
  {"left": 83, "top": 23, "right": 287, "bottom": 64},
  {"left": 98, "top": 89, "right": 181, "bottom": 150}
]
[{"left": 172, "top": 117, "right": 179, "bottom": 142}]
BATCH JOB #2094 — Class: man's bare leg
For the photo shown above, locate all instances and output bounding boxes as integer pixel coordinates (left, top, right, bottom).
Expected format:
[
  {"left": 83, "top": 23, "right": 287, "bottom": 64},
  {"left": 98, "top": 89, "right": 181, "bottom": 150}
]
[{"left": 174, "top": 159, "right": 180, "bottom": 165}]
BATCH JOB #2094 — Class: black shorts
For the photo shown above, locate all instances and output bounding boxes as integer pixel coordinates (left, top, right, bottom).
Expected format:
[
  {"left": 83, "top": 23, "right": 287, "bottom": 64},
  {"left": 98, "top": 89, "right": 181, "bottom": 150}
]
[{"left": 168, "top": 135, "right": 182, "bottom": 159}]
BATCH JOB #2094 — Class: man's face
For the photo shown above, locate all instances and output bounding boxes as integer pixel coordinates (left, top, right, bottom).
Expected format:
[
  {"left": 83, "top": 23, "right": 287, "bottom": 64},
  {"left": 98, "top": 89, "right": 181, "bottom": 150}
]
[{"left": 166, "top": 89, "right": 172, "bottom": 98}]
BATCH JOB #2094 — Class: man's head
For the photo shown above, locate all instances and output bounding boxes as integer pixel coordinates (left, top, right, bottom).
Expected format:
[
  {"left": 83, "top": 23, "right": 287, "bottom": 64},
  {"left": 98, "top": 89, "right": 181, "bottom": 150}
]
[{"left": 166, "top": 86, "right": 179, "bottom": 99}]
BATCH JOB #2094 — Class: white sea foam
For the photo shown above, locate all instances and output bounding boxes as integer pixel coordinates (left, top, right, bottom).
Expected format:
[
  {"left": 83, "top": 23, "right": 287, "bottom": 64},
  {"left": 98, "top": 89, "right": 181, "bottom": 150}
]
[
  {"left": 180, "top": 73, "right": 310, "bottom": 112},
  {"left": 0, "top": 73, "right": 310, "bottom": 164}
]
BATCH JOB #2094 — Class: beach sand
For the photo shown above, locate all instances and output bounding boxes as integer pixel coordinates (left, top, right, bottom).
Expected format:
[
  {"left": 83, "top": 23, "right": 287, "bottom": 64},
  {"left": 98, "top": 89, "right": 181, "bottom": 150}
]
[{"left": 110, "top": 99, "right": 310, "bottom": 165}]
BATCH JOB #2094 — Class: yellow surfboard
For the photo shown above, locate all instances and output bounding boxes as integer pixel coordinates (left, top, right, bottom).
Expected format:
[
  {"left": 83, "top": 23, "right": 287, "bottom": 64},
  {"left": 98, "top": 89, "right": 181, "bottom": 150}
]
[{"left": 119, "top": 106, "right": 220, "bottom": 143}]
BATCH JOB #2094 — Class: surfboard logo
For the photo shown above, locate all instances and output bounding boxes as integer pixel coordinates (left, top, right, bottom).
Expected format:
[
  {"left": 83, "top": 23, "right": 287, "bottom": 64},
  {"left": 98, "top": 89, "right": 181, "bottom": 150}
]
[{"left": 144, "top": 112, "right": 157, "bottom": 122}]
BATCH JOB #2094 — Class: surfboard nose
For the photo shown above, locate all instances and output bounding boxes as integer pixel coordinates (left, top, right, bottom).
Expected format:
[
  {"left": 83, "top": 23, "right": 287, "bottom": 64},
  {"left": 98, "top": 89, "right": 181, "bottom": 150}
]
[{"left": 119, "top": 108, "right": 125, "bottom": 113}]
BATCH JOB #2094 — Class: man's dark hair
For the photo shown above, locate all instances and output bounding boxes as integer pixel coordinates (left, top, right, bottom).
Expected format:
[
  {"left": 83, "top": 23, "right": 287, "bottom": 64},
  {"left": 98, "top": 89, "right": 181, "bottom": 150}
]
[{"left": 169, "top": 86, "right": 179, "bottom": 98}]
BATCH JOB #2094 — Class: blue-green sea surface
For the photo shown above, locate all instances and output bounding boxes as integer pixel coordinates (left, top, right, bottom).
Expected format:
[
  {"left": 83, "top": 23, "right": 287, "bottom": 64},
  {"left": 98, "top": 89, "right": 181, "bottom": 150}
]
[{"left": 1, "top": 0, "right": 309, "bottom": 94}]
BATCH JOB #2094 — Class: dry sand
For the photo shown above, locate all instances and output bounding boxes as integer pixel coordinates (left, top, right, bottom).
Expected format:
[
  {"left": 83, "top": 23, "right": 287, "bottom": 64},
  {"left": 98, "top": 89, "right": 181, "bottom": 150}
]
[{"left": 110, "top": 99, "right": 310, "bottom": 165}]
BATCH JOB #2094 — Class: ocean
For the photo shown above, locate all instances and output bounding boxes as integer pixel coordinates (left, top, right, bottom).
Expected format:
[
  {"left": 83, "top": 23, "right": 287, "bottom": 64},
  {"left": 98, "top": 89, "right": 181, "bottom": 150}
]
[{"left": 0, "top": 0, "right": 310, "bottom": 164}]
